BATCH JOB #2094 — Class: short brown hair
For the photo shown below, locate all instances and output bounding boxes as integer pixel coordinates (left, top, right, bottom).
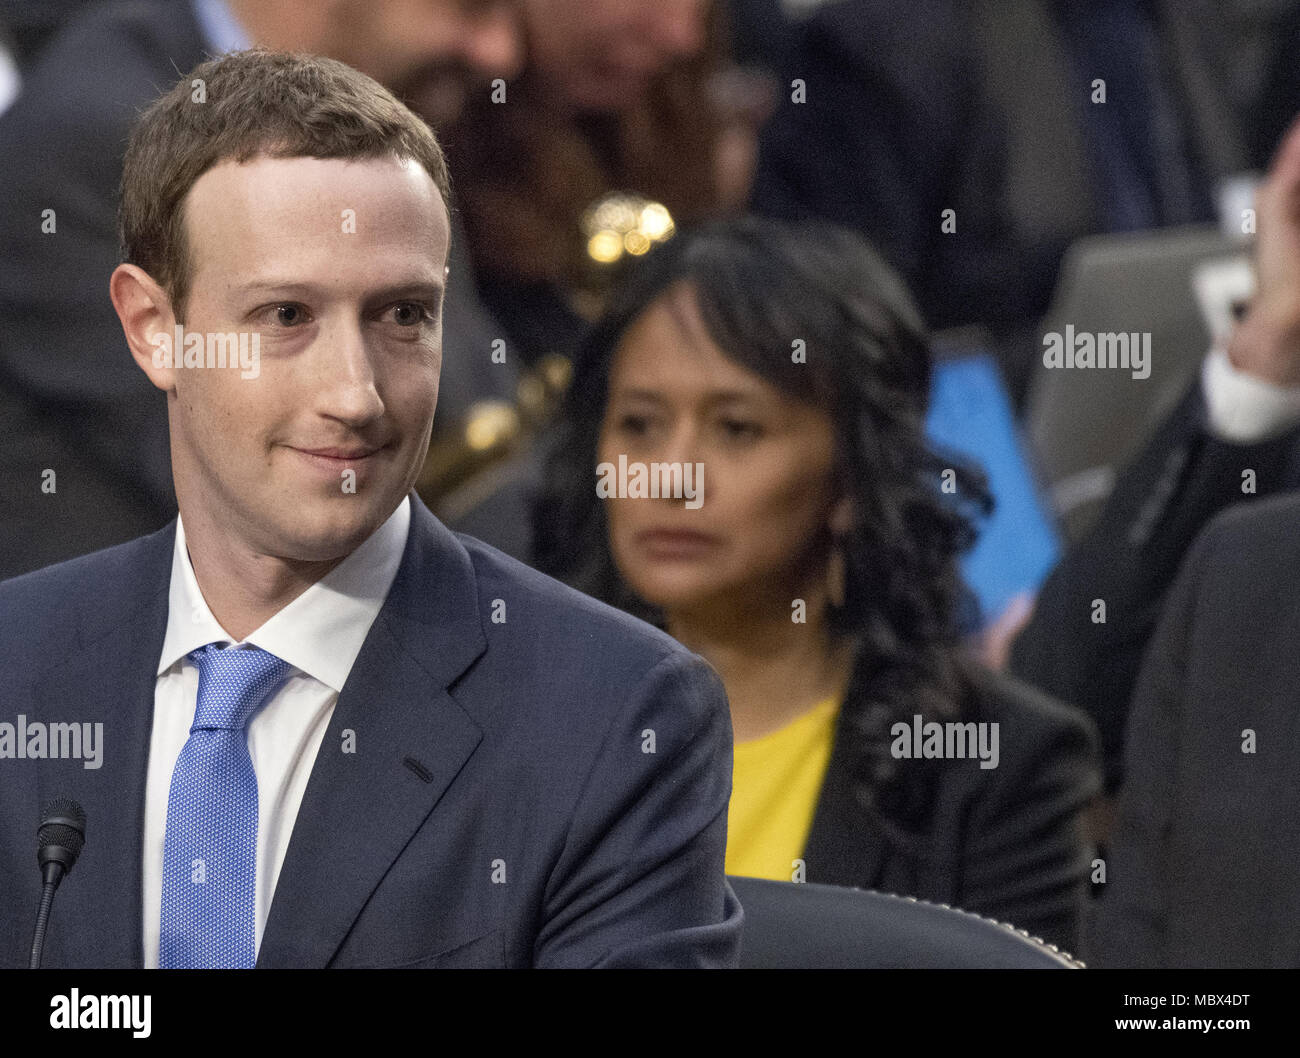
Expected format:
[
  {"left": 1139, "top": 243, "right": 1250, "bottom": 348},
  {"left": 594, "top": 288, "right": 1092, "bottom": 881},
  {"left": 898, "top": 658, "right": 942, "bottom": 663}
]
[{"left": 119, "top": 49, "right": 452, "bottom": 319}]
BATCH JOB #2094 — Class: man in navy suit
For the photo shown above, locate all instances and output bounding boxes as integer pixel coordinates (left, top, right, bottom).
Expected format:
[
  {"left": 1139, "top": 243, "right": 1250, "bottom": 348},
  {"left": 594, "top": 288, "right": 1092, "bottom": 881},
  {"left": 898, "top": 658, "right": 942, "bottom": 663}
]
[
  {"left": 0, "top": 49, "right": 741, "bottom": 968},
  {"left": 0, "top": 0, "right": 525, "bottom": 579}
]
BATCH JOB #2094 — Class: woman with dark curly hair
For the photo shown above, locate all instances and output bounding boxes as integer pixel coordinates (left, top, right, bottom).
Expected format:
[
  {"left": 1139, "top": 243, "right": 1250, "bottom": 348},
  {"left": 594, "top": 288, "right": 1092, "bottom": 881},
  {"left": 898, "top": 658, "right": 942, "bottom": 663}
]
[{"left": 532, "top": 217, "right": 1101, "bottom": 953}]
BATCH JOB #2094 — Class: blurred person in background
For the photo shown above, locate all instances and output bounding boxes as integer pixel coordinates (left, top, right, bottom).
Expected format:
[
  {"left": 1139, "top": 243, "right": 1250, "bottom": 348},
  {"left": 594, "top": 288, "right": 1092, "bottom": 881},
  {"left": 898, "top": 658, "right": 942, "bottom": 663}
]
[
  {"left": 749, "top": 0, "right": 1300, "bottom": 404},
  {"left": 0, "top": 0, "right": 522, "bottom": 580},
  {"left": 532, "top": 217, "right": 1102, "bottom": 953},
  {"left": 1010, "top": 115, "right": 1300, "bottom": 818},
  {"left": 751, "top": 0, "right": 1023, "bottom": 337},
  {"left": 426, "top": 0, "right": 777, "bottom": 556},
  {"left": 1088, "top": 484, "right": 1300, "bottom": 966},
  {"left": 442, "top": 0, "right": 772, "bottom": 368}
]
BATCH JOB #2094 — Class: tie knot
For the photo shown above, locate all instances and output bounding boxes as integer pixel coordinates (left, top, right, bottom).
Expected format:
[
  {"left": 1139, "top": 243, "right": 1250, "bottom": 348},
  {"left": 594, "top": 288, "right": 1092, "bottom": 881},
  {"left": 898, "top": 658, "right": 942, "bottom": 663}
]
[{"left": 187, "top": 644, "right": 292, "bottom": 731}]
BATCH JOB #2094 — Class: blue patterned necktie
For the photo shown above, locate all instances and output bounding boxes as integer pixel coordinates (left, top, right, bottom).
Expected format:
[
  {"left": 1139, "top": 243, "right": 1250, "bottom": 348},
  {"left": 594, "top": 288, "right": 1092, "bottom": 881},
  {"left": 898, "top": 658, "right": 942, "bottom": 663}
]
[{"left": 160, "top": 644, "right": 291, "bottom": 969}]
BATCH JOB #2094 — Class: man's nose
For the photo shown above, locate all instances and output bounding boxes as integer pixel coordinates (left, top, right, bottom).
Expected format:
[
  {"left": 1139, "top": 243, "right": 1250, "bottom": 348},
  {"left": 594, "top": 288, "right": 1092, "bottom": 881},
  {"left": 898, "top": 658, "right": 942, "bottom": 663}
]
[{"left": 319, "top": 325, "right": 385, "bottom": 425}]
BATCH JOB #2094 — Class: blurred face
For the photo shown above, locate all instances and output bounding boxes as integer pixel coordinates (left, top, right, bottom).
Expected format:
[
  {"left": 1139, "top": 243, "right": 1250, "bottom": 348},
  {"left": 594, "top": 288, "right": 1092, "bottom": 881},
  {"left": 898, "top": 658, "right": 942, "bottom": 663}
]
[
  {"left": 163, "top": 154, "right": 448, "bottom": 563},
  {"left": 523, "top": 0, "right": 708, "bottom": 111},
  {"left": 598, "top": 283, "right": 841, "bottom": 617},
  {"left": 324, "top": 0, "right": 524, "bottom": 123}
]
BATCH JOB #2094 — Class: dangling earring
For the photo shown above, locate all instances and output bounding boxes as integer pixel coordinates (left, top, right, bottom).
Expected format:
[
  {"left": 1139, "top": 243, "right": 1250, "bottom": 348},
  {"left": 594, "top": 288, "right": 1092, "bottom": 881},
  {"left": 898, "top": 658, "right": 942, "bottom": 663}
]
[{"left": 827, "top": 541, "right": 846, "bottom": 610}]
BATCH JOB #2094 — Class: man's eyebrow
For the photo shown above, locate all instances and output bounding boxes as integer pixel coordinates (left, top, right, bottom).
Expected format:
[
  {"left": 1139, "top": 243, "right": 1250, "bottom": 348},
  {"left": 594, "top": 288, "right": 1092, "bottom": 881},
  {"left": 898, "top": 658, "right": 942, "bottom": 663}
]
[
  {"left": 367, "top": 281, "right": 446, "bottom": 304},
  {"left": 232, "top": 280, "right": 325, "bottom": 299},
  {"left": 231, "top": 279, "right": 446, "bottom": 302}
]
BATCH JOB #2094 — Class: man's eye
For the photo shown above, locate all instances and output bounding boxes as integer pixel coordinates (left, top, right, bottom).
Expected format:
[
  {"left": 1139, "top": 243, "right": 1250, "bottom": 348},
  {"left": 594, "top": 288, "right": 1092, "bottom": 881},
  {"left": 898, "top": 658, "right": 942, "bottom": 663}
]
[
  {"left": 275, "top": 304, "right": 308, "bottom": 326},
  {"left": 389, "top": 302, "right": 431, "bottom": 326}
]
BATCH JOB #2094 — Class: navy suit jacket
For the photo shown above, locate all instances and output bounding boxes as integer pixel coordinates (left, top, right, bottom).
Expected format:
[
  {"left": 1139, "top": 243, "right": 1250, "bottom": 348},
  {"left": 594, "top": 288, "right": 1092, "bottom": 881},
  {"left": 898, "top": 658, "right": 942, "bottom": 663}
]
[{"left": 0, "top": 494, "right": 742, "bottom": 967}]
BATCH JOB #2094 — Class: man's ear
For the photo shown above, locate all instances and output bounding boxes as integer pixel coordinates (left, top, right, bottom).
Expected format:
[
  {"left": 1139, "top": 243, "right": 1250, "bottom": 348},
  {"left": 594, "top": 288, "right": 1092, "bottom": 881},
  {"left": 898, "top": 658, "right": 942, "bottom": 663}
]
[{"left": 110, "top": 263, "right": 177, "bottom": 393}]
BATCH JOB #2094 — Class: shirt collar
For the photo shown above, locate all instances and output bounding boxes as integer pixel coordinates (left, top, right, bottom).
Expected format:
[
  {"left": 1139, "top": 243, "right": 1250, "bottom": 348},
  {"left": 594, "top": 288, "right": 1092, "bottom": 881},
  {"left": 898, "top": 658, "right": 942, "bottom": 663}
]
[
  {"left": 157, "top": 495, "right": 412, "bottom": 692},
  {"left": 190, "top": 0, "right": 252, "bottom": 55}
]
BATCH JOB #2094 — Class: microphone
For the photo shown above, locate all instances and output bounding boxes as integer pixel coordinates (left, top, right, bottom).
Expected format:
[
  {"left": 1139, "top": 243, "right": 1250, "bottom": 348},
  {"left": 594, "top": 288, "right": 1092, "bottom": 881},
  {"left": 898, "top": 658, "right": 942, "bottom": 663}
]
[{"left": 30, "top": 798, "right": 86, "bottom": 969}]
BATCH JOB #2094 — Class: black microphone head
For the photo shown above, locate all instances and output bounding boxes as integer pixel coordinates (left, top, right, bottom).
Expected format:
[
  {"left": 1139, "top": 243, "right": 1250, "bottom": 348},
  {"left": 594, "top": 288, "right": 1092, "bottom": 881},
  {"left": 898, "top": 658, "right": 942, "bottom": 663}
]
[
  {"left": 40, "top": 798, "right": 86, "bottom": 826},
  {"left": 37, "top": 798, "right": 86, "bottom": 870}
]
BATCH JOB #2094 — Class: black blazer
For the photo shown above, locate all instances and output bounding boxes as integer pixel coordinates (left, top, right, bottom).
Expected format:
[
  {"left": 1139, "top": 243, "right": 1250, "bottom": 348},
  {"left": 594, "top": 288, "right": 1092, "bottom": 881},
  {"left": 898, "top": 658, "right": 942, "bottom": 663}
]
[
  {"left": 1091, "top": 492, "right": 1300, "bottom": 967},
  {"left": 800, "top": 662, "right": 1101, "bottom": 955},
  {"left": 1011, "top": 379, "right": 1300, "bottom": 791}
]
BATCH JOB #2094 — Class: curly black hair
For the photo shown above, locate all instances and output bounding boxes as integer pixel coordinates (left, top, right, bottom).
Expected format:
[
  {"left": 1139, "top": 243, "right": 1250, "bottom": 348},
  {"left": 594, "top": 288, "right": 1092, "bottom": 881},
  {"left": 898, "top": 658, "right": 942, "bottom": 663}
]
[{"left": 532, "top": 216, "right": 992, "bottom": 840}]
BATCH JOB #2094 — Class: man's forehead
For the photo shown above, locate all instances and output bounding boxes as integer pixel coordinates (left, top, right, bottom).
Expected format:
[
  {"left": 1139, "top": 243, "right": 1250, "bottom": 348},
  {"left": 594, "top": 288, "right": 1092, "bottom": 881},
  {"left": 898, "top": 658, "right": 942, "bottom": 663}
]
[
  {"left": 182, "top": 154, "right": 450, "bottom": 276},
  {"left": 186, "top": 154, "right": 446, "bottom": 229}
]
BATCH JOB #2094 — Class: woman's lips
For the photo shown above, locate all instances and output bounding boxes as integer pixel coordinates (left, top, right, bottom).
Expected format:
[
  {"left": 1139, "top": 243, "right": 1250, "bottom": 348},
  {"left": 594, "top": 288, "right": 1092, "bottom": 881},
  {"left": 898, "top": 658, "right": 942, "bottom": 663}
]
[{"left": 635, "top": 529, "right": 719, "bottom": 558}]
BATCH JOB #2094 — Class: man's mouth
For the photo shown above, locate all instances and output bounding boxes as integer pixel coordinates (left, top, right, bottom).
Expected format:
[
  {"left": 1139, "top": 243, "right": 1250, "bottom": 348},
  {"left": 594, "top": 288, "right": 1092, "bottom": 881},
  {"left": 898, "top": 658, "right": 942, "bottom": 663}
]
[
  {"left": 297, "top": 446, "right": 381, "bottom": 460},
  {"left": 286, "top": 443, "right": 389, "bottom": 475}
]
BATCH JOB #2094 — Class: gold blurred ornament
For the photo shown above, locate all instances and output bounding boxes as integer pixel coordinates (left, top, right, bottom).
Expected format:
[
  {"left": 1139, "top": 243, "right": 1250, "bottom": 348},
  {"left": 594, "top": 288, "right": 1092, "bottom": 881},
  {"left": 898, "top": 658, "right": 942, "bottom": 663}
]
[{"left": 576, "top": 192, "right": 676, "bottom": 317}]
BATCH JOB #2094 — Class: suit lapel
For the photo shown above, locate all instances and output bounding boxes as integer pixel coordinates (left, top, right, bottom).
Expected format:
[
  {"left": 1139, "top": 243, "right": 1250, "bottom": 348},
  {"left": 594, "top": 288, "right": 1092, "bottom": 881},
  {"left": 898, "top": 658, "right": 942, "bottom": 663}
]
[
  {"left": 256, "top": 496, "right": 487, "bottom": 968},
  {"left": 34, "top": 524, "right": 175, "bottom": 968},
  {"left": 801, "top": 702, "right": 888, "bottom": 889}
]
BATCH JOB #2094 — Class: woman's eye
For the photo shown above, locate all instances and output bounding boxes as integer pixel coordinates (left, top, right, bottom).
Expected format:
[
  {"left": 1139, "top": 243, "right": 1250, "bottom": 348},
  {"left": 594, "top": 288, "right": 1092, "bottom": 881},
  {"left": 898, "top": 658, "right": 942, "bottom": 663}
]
[
  {"left": 617, "top": 414, "right": 649, "bottom": 435},
  {"left": 720, "top": 418, "right": 760, "bottom": 439}
]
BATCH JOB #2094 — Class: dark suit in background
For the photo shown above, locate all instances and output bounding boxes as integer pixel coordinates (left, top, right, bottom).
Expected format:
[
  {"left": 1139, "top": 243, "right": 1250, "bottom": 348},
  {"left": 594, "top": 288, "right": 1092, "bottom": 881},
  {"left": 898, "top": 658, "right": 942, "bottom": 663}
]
[
  {"left": 0, "top": 494, "right": 742, "bottom": 967},
  {"left": 801, "top": 663, "right": 1101, "bottom": 955},
  {"left": 1011, "top": 379, "right": 1300, "bottom": 792},
  {"left": 748, "top": 0, "right": 1294, "bottom": 403},
  {"left": 751, "top": 0, "right": 1026, "bottom": 336},
  {"left": 1091, "top": 492, "right": 1300, "bottom": 967},
  {"left": 0, "top": 0, "right": 205, "bottom": 579}
]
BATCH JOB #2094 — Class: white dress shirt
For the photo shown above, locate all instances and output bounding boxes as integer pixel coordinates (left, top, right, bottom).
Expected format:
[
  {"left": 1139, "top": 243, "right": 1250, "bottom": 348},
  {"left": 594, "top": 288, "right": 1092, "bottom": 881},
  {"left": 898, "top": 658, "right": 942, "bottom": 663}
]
[
  {"left": 142, "top": 496, "right": 411, "bottom": 967},
  {"left": 1201, "top": 344, "right": 1300, "bottom": 443}
]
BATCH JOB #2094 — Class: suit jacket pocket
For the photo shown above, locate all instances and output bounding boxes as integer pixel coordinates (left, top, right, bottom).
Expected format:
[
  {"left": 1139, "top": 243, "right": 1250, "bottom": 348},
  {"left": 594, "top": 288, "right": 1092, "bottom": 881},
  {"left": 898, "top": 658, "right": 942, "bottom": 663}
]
[{"left": 347, "top": 926, "right": 507, "bottom": 969}]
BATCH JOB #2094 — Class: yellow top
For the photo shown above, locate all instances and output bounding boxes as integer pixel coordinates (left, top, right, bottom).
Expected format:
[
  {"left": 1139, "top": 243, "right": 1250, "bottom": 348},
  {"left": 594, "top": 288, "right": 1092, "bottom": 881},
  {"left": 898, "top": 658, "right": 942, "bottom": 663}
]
[{"left": 725, "top": 695, "right": 841, "bottom": 882}]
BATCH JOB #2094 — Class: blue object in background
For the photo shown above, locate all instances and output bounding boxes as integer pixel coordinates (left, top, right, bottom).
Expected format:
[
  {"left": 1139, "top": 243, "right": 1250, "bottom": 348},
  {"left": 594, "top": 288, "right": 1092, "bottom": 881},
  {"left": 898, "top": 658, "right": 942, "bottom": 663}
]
[{"left": 925, "top": 353, "right": 1060, "bottom": 627}]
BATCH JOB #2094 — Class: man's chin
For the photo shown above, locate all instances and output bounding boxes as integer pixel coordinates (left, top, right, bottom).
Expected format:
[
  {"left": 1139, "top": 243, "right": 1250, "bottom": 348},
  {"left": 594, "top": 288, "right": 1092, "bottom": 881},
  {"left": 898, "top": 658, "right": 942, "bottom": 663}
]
[{"left": 266, "top": 496, "right": 397, "bottom": 563}]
